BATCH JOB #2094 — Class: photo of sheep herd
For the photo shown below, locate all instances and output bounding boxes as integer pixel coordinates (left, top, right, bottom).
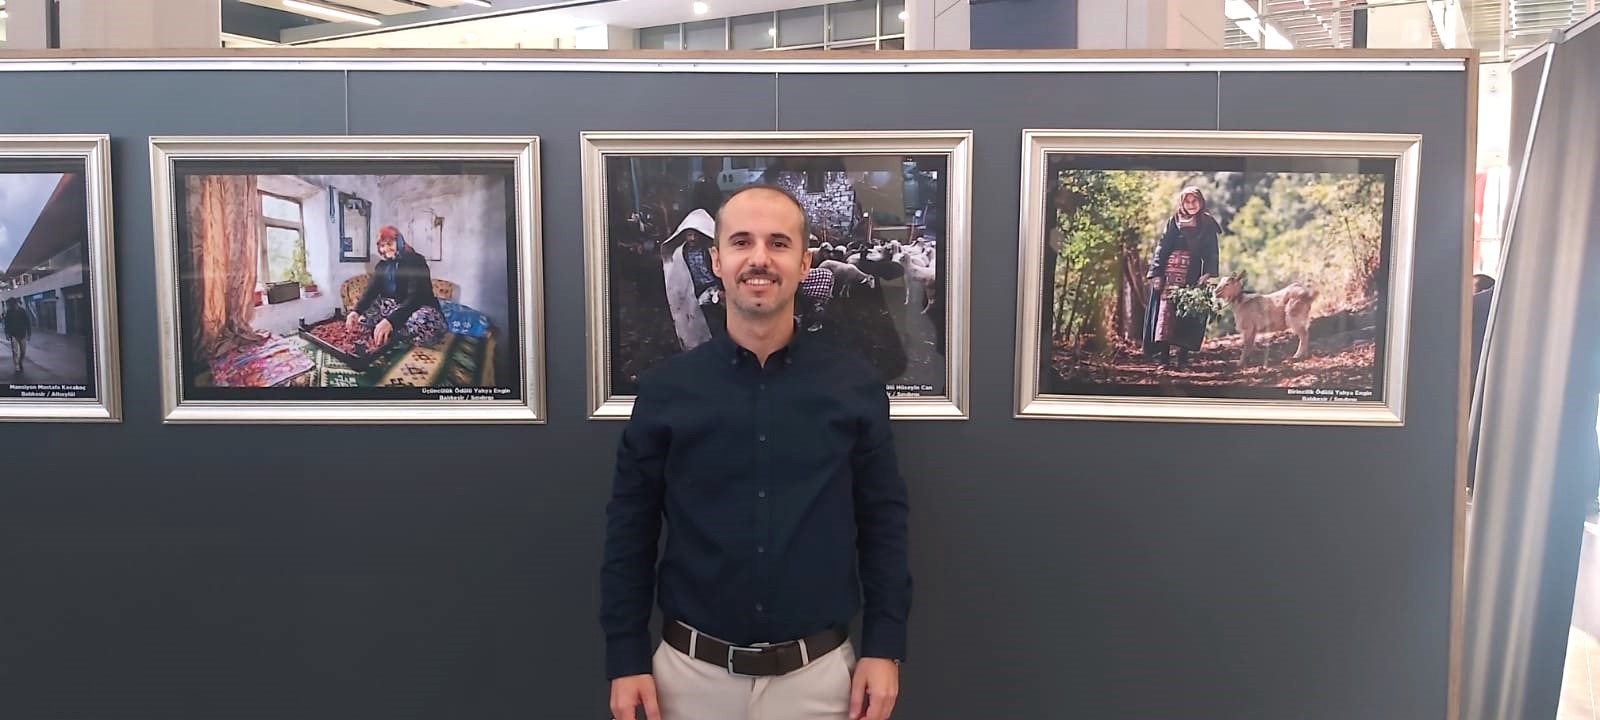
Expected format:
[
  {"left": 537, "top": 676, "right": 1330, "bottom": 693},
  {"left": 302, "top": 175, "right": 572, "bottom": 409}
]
[
  {"left": 1037, "top": 154, "right": 1395, "bottom": 404},
  {"left": 602, "top": 152, "right": 950, "bottom": 400}
]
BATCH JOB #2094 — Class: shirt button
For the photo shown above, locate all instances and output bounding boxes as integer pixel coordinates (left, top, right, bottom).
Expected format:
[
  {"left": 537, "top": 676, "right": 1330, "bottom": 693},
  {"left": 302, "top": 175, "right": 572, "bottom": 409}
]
[
  {"left": 759, "top": 383, "right": 765, "bottom": 391},
  {"left": 755, "top": 603, "right": 764, "bottom": 613},
  {"left": 758, "top": 434, "right": 766, "bottom": 442},
  {"left": 757, "top": 490, "right": 766, "bottom": 499},
  {"left": 756, "top": 545, "right": 765, "bottom": 553}
]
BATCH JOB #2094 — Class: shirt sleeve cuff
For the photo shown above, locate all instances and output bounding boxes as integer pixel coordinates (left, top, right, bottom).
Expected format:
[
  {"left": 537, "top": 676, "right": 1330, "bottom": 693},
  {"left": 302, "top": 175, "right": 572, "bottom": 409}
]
[
  {"left": 606, "top": 632, "right": 654, "bottom": 680},
  {"left": 859, "top": 620, "right": 907, "bottom": 662}
]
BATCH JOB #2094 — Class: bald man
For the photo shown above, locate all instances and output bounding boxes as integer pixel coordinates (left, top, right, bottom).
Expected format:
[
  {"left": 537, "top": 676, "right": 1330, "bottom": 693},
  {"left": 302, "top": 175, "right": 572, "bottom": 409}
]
[{"left": 601, "top": 184, "right": 912, "bottom": 720}]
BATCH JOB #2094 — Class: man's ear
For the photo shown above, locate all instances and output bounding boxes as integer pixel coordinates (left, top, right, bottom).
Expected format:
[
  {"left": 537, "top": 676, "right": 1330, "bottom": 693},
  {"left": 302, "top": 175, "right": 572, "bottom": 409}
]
[{"left": 710, "top": 243, "right": 721, "bottom": 275}]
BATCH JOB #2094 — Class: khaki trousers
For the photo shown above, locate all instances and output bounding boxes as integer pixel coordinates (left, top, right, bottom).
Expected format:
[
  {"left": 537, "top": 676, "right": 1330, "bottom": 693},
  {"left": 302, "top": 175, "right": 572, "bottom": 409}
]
[{"left": 651, "top": 635, "right": 857, "bottom": 720}]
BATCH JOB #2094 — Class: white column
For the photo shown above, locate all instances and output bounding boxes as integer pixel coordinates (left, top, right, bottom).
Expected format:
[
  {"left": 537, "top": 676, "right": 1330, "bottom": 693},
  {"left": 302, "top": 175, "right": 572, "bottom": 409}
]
[
  {"left": 1079, "top": 0, "right": 1225, "bottom": 50},
  {"left": 56, "top": 0, "right": 219, "bottom": 49},
  {"left": 53, "top": 288, "right": 65, "bottom": 334},
  {"left": 1165, "top": 0, "right": 1226, "bottom": 48},
  {"left": 1365, "top": 0, "right": 1435, "bottom": 48},
  {"left": 6, "top": 0, "right": 52, "bottom": 50},
  {"left": 906, "top": 0, "right": 969, "bottom": 51}
]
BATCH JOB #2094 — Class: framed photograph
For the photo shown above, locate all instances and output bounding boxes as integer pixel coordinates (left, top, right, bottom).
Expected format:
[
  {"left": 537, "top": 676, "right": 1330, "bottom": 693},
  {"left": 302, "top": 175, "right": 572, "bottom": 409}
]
[
  {"left": 0, "top": 135, "right": 121, "bottom": 422},
  {"left": 150, "top": 136, "right": 545, "bottom": 424},
  {"left": 580, "top": 131, "right": 971, "bottom": 420},
  {"left": 1016, "top": 130, "right": 1420, "bottom": 425}
]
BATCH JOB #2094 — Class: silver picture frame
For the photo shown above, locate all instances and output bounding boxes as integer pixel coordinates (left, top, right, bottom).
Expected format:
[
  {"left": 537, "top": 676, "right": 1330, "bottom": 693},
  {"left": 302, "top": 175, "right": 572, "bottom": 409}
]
[
  {"left": 150, "top": 135, "right": 546, "bottom": 424},
  {"left": 580, "top": 130, "right": 973, "bottom": 421},
  {"left": 1015, "top": 129, "right": 1421, "bottom": 426},
  {"left": 0, "top": 134, "right": 121, "bottom": 423}
]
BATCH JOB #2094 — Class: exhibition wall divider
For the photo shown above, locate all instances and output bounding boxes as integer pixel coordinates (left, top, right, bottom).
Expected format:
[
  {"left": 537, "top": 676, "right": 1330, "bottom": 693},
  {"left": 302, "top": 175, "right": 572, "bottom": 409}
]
[
  {"left": 1463, "top": 14, "right": 1600, "bottom": 720},
  {"left": 0, "top": 49, "right": 1475, "bottom": 720}
]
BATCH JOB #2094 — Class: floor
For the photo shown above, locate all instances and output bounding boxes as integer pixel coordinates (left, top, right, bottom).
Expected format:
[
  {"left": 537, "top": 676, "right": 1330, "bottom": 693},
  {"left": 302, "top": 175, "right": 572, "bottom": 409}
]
[
  {"left": 0, "top": 330, "right": 90, "bottom": 386},
  {"left": 1559, "top": 520, "right": 1600, "bottom": 720}
]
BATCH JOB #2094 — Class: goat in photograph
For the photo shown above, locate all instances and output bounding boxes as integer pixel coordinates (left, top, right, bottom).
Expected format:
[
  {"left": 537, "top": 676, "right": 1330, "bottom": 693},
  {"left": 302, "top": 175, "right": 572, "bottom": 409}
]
[
  {"left": 1213, "top": 272, "right": 1317, "bottom": 368},
  {"left": 817, "top": 259, "right": 877, "bottom": 297},
  {"left": 893, "top": 244, "right": 937, "bottom": 314}
]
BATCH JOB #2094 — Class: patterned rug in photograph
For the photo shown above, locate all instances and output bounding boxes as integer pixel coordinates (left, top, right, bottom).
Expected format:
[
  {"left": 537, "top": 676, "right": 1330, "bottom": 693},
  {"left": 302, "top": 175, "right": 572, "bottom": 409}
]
[{"left": 290, "top": 331, "right": 496, "bottom": 388}]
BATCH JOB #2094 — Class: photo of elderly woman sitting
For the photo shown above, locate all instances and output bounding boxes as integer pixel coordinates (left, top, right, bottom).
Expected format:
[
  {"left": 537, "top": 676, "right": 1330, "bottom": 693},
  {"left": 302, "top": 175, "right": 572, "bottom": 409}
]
[
  {"left": 176, "top": 169, "right": 518, "bottom": 397},
  {"left": 346, "top": 226, "right": 446, "bottom": 350}
]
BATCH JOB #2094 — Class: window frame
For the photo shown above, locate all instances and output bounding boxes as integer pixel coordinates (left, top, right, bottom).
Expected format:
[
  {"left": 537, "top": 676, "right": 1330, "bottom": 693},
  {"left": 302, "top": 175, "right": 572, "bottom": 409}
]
[{"left": 259, "top": 190, "right": 309, "bottom": 287}]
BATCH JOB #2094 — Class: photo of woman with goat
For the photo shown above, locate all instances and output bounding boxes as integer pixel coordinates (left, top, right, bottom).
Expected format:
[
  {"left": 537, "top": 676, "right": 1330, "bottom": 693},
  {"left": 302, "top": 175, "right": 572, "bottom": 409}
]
[
  {"left": 1039, "top": 157, "right": 1396, "bottom": 403},
  {"left": 1015, "top": 131, "right": 1419, "bottom": 425}
]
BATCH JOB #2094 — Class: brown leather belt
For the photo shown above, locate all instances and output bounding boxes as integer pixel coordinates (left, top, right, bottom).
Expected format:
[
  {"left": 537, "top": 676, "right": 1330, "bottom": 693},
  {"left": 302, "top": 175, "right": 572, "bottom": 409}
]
[{"left": 663, "top": 620, "right": 847, "bottom": 677}]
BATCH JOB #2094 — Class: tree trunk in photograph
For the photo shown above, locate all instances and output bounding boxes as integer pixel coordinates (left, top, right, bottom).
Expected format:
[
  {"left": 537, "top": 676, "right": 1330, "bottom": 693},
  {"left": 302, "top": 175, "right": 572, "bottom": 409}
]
[{"left": 1118, "top": 248, "right": 1147, "bottom": 343}]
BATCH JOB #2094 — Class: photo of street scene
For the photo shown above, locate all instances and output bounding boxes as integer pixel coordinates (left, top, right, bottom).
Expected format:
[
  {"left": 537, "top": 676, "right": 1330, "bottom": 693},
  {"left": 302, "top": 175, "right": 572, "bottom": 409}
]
[{"left": 0, "top": 168, "right": 97, "bottom": 400}]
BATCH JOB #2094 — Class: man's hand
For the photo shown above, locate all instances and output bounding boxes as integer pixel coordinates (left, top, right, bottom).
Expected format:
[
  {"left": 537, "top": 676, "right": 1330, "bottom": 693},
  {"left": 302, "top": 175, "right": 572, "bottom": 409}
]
[
  {"left": 849, "top": 658, "right": 900, "bottom": 720},
  {"left": 609, "top": 674, "right": 661, "bottom": 720},
  {"left": 345, "top": 311, "right": 361, "bottom": 330}
]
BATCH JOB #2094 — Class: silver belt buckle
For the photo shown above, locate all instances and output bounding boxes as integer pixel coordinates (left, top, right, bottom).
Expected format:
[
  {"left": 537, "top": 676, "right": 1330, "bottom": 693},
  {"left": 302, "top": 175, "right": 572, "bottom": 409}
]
[{"left": 726, "top": 645, "right": 765, "bottom": 677}]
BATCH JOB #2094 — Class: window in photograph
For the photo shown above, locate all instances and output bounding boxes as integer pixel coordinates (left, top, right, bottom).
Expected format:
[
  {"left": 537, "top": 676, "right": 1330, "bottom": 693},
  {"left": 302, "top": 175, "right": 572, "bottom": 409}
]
[{"left": 260, "top": 192, "right": 308, "bottom": 286}]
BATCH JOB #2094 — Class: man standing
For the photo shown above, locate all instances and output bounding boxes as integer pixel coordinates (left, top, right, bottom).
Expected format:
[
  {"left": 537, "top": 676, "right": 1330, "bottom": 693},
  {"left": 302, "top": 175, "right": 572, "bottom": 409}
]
[
  {"left": 602, "top": 185, "right": 911, "bottom": 720},
  {"left": 5, "top": 299, "right": 31, "bottom": 374}
]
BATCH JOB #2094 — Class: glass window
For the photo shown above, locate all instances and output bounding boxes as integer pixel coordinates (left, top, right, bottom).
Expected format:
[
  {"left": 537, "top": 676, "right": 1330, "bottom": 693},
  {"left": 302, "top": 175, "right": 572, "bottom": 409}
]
[
  {"left": 638, "top": 25, "right": 681, "bottom": 50},
  {"left": 881, "top": 1, "right": 906, "bottom": 36},
  {"left": 263, "top": 226, "right": 304, "bottom": 284},
  {"left": 683, "top": 19, "right": 726, "bottom": 50},
  {"left": 829, "top": 0, "right": 877, "bottom": 42},
  {"left": 731, "top": 13, "right": 775, "bottom": 50},
  {"left": 880, "top": 36, "right": 905, "bottom": 50},
  {"left": 261, "top": 193, "right": 302, "bottom": 223},
  {"left": 778, "top": 6, "right": 824, "bottom": 47}
]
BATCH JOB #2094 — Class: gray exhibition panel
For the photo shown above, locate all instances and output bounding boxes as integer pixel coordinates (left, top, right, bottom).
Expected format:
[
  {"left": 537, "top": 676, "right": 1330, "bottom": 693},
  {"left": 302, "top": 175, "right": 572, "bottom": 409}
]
[
  {"left": 0, "top": 56, "right": 1469, "bottom": 720},
  {"left": 1464, "top": 22, "right": 1600, "bottom": 720}
]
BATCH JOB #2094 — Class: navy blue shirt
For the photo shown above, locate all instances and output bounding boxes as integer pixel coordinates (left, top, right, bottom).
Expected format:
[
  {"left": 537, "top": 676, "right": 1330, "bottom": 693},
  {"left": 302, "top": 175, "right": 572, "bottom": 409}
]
[{"left": 600, "top": 330, "right": 911, "bottom": 680}]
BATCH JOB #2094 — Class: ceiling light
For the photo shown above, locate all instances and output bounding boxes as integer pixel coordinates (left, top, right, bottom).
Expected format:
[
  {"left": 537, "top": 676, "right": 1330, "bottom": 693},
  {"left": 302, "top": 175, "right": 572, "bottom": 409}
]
[
  {"left": 898, "top": 10, "right": 906, "bottom": 21},
  {"left": 458, "top": 0, "right": 492, "bottom": 7},
  {"left": 767, "top": 26, "right": 776, "bottom": 36},
  {"left": 281, "top": 0, "right": 383, "bottom": 26},
  {"left": 692, "top": 2, "right": 708, "bottom": 15}
]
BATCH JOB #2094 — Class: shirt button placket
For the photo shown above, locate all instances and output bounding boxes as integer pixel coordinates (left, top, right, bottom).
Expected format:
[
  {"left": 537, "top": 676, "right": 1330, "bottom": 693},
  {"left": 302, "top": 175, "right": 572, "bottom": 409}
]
[{"left": 755, "top": 364, "right": 772, "bottom": 632}]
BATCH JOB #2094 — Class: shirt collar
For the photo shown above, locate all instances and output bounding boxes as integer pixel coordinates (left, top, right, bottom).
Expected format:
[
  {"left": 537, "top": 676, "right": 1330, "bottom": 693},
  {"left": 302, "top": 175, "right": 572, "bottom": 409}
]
[{"left": 714, "top": 319, "right": 805, "bottom": 366}]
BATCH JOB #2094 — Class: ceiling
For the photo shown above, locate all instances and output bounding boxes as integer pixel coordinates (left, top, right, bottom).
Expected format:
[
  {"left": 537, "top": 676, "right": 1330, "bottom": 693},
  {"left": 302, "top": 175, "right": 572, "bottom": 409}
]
[
  {"left": 224, "top": 0, "right": 827, "bottom": 43},
  {"left": 1463, "top": 0, "right": 1592, "bottom": 59},
  {"left": 225, "top": 0, "right": 1596, "bottom": 57},
  {"left": 1221, "top": 0, "right": 1592, "bottom": 58}
]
